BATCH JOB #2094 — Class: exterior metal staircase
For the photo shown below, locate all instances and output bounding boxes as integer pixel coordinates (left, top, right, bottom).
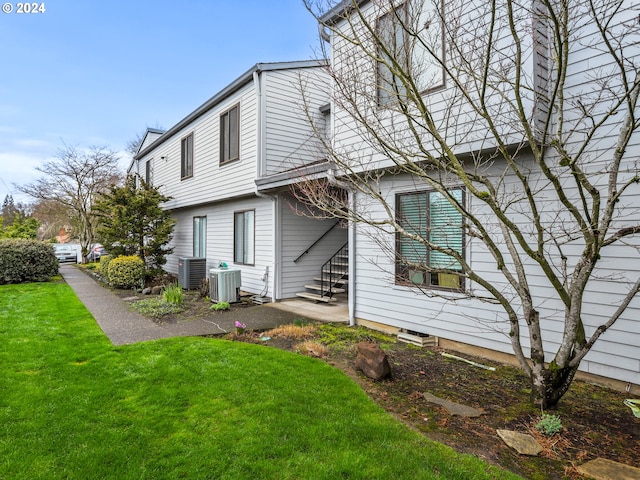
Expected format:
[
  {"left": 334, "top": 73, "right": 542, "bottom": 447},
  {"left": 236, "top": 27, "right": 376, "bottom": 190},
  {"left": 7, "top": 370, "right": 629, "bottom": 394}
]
[{"left": 296, "top": 242, "right": 348, "bottom": 303}]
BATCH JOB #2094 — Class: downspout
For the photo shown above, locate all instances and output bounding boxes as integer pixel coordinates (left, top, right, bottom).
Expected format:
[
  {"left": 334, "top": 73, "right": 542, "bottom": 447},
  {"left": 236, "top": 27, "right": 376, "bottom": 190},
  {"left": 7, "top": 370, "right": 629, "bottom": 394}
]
[
  {"left": 328, "top": 168, "right": 356, "bottom": 327},
  {"left": 253, "top": 69, "right": 279, "bottom": 301}
]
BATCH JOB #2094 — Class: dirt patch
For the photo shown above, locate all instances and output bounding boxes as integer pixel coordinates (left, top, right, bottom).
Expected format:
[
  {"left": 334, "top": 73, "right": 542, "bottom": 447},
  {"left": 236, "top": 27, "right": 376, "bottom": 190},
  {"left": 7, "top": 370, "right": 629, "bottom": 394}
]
[{"left": 96, "top": 272, "right": 640, "bottom": 479}]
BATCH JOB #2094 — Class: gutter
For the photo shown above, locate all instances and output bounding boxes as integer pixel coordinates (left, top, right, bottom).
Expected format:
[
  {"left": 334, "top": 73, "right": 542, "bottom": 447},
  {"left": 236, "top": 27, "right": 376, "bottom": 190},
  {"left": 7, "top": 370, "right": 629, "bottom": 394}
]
[{"left": 253, "top": 69, "right": 279, "bottom": 300}]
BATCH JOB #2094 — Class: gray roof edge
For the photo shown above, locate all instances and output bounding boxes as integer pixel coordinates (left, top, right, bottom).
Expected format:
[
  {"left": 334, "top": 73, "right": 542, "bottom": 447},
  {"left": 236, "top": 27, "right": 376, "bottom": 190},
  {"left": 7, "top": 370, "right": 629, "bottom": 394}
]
[
  {"left": 319, "top": 0, "right": 369, "bottom": 25},
  {"left": 134, "top": 59, "right": 327, "bottom": 160}
]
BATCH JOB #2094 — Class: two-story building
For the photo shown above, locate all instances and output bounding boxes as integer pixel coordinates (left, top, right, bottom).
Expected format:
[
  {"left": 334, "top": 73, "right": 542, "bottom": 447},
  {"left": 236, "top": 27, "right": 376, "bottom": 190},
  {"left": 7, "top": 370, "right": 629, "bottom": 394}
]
[
  {"left": 314, "top": 0, "right": 640, "bottom": 393},
  {"left": 130, "top": 61, "right": 347, "bottom": 304}
]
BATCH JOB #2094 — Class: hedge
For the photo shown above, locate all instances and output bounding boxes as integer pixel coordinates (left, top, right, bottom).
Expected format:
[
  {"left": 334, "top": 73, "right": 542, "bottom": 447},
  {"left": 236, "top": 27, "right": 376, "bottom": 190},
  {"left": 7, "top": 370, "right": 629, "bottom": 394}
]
[{"left": 0, "top": 239, "right": 58, "bottom": 284}]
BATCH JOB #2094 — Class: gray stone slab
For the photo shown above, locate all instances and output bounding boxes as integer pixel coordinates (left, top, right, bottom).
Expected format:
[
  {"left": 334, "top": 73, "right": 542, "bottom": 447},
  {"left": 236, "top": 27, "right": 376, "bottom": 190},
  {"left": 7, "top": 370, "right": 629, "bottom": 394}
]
[
  {"left": 496, "top": 429, "right": 543, "bottom": 456},
  {"left": 577, "top": 457, "right": 640, "bottom": 480},
  {"left": 423, "top": 391, "right": 484, "bottom": 417}
]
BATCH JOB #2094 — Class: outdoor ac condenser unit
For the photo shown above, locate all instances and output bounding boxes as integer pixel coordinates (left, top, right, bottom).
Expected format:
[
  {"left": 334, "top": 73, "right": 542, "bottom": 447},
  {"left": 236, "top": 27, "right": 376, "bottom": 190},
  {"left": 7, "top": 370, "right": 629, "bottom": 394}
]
[
  {"left": 209, "top": 268, "right": 241, "bottom": 303},
  {"left": 178, "top": 257, "right": 207, "bottom": 290}
]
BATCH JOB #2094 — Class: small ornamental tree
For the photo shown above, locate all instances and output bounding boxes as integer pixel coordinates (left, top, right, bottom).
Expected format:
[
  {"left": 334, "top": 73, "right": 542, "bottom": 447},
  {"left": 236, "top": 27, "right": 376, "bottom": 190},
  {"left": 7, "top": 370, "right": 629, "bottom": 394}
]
[{"left": 93, "top": 175, "right": 175, "bottom": 272}]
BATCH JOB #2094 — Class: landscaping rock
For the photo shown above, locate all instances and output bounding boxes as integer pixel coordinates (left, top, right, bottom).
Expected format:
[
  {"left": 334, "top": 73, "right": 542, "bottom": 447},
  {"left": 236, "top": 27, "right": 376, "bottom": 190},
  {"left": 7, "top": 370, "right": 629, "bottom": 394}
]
[
  {"left": 355, "top": 341, "right": 391, "bottom": 381},
  {"left": 423, "top": 391, "right": 484, "bottom": 417},
  {"left": 151, "top": 285, "right": 163, "bottom": 295},
  {"left": 496, "top": 429, "right": 543, "bottom": 456},
  {"left": 576, "top": 457, "right": 640, "bottom": 480}
]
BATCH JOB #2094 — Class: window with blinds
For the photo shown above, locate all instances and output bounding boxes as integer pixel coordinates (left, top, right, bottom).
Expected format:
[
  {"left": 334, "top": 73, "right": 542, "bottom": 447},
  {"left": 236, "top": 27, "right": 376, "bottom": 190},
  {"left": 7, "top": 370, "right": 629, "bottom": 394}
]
[
  {"left": 220, "top": 104, "right": 239, "bottom": 164},
  {"left": 181, "top": 133, "right": 194, "bottom": 179},
  {"left": 396, "top": 188, "right": 464, "bottom": 289}
]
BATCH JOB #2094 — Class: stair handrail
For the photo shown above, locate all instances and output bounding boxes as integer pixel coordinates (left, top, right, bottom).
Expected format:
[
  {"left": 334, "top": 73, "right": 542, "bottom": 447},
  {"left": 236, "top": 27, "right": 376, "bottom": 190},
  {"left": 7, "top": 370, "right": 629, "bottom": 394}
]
[
  {"left": 320, "top": 242, "right": 349, "bottom": 298},
  {"left": 293, "top": 220, "right": 340, "bottom": 263}
]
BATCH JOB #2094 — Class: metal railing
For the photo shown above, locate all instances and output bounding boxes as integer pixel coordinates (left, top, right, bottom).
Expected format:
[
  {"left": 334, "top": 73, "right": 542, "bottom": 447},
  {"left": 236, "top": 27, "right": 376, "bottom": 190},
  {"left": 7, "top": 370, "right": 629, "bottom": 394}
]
[
  {"left": 319, "top": 242, "right": 349, "bottom": 298},
  {"left": 293, "top": 220, "right": 340, "bottom": 263}
]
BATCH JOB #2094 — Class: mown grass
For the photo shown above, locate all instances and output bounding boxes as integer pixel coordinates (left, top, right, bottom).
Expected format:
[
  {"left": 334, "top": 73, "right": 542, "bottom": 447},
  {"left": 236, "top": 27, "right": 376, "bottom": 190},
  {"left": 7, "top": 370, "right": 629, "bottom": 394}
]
[{"left": 0, "top": 281, "right": 522, "bottom": 479}]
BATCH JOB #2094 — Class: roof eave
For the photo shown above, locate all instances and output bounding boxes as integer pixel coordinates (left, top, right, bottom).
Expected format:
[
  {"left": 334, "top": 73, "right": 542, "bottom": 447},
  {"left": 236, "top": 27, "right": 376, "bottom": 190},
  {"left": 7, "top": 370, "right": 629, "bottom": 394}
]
[{"left": 134, "top": 60, "right": 327, "bottom": 160}]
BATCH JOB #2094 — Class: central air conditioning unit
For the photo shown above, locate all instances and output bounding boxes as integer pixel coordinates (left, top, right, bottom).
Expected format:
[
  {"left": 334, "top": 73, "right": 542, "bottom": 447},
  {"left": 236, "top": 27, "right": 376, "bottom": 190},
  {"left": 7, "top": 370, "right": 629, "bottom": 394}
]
[
  {"left": 178, "top": 257, "right": 207, "bottom": 289},
  {"left": 209, "top": 268, "right": 241, "bottom": 303}
]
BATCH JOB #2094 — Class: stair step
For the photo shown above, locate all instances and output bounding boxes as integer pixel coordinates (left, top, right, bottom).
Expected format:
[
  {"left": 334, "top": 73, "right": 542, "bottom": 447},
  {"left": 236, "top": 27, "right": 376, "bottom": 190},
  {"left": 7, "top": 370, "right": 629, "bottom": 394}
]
[
  {"left": 314, "top": 277, "right": 347, "bottom": 285},
  {"left": 296, "top": 292, "right": 337, "bottom": 303},
  {"left": 329, "top": 261, "right": 349, "bottom": 266},
  {"left": 322, "top": 268, "right": 348, "bottom": 275},
  {"left": 304, "top": 284, "right": 346, "bottom": 294}
]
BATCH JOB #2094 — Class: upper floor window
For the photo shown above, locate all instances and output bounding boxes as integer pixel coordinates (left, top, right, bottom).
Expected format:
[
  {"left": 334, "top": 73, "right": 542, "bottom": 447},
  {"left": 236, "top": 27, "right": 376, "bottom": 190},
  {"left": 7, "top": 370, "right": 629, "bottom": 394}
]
[
  {"left": 396, "top": 188, "right": 464, "bottom": 290},
  {"left": 376, "top": 2, "right": 445, "bottom": 106},
  {"left": 181, "top": 133, "right": 194, "bottom": 179},
  {"left": 376, "top": 4, "right": 410, "bottom": 106},
  {"left": 220, "top": 104, "right": 240, "bottom": 165}
]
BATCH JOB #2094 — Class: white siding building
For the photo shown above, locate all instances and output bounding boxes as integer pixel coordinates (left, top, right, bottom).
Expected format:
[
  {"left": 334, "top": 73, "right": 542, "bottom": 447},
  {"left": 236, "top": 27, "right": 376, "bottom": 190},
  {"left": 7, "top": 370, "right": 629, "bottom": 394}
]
[
  {"left": 130, "top": 61, "right": 345, "bottom": 302},
  {"left": 320, "top": 0, "right": 640, "bottom": 390}
]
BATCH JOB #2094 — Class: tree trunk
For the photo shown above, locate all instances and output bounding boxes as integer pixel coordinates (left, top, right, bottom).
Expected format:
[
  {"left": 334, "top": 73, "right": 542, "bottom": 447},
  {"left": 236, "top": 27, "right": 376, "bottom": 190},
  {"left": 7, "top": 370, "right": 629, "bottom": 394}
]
[{"left": 531, "top": 362, "right": 579, "bottom": 409}]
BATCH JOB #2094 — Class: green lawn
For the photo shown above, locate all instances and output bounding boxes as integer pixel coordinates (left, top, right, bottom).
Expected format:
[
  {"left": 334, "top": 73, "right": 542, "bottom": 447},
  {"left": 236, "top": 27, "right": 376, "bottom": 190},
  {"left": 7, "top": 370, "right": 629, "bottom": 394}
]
[{"left": 0, "top": 281, "right": 521, "bottom": 479}]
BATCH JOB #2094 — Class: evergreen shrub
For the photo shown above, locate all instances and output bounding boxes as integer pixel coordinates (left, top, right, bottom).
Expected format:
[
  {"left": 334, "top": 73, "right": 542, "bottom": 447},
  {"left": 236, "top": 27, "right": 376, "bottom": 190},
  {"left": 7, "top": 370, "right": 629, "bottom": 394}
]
[
  {"left": 0, "top": 239, "right": 58, "bottom": 284},
  {"left": 107, "top": 255, "right": 145, "bottom": 289},
  {"left": 98, "top": 254, "right": 113, "bottom": 277}
]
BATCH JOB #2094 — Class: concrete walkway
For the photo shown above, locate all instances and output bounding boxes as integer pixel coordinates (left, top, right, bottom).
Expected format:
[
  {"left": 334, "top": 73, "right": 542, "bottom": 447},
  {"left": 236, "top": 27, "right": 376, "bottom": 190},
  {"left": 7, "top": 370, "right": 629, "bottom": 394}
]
[{"left": 60, "top": 265, "right": 320, "bottom": 346}]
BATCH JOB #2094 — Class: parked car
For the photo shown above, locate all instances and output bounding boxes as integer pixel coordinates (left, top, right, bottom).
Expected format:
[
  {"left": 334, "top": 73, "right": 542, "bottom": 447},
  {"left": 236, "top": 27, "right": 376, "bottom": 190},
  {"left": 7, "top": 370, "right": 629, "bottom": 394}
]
[
  {"left": 86, "top": 244, "right": 107, "bottom": 262},
  {"left": 54, "top": 244, "right": 77, "bottom": 263}
]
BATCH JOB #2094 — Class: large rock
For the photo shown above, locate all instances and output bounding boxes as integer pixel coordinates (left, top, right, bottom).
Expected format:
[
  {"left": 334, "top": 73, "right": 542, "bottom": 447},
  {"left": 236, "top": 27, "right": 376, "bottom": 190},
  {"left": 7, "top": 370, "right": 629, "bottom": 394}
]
[
  {"left": 355, "top": 341, "right": 391, "bottom": 381},
  {"left": 577, "top": 458, "right": 640, "bottom": 480},
  {"left": 496, "top": 429, "right": 543, "bottom": 456}
]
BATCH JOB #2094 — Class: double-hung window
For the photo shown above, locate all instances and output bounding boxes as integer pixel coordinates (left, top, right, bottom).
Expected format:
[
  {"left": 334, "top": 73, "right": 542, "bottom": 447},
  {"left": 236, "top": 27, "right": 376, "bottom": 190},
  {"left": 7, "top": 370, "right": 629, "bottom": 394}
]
[
  {"left": 220, "top": 104, "right": 239, "bottom": 164},
  {"left": 396, "top": 188, "right": 464, "bottom": 289},
  {"left": 234, "top": 210, "right": 254, "bottom": 265},
  {"left": 181, "top": 133, "right": 194, "bottom": 179},
  {"left": 193, "top": 216, "right": 207, "bottom": 258}
]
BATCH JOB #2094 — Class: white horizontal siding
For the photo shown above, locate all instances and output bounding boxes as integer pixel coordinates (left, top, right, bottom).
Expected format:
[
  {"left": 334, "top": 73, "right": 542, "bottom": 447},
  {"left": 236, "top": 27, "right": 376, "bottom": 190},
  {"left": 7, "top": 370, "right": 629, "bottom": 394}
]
[
  {"left": 167, "top": 196, "right": 274, "bottom": 297},
  {"left": 136, "top": 81, "right": 258, "bottom": 210},
  {"left": 279, "top": 193, "right": 348, "bottom": 298},
  {"left": 263, "top": 67, "right": 330, "bottom": 176},
  {"left": 351, "top": 166, "right": 640, "bottom": 385}
]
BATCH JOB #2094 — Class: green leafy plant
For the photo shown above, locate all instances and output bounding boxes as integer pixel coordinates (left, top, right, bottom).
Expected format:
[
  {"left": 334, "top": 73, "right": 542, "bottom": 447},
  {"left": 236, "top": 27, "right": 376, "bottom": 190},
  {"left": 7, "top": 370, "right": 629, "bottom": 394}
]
[
  {"left": 0, "top": 239, "right": 57, "bottom": 284},
  {"left": 107, "top": 255, "right": 145, "bottom": 289},
  {"left": 98, "top": 254, "right": 113, "bottom": 277},
  {"left": 210, "top": 301, "right": 230, "bottom": 311},
  {"left": 535, "top": 413, "right": 563, "bottom": 436},
  {"left": 130, "top": 297, "right": 184, "bottom": 318},
  {"left": 162, "top": 283, "right": 183, "bottom": 305}
]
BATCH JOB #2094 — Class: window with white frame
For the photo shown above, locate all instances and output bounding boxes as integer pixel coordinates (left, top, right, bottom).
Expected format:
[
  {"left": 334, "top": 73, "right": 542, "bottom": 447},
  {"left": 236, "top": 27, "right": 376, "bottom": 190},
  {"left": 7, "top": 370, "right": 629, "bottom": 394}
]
[
  {"left": 234, "top": 210, "right": 254, "bottom": 265},
  {"left": 396, "top": 188, "right": 464, "bottom": 289},
  {"left": 220, "top": 104, "right": 239, "bottom": 164},
  {"left": 181, "top": 133, "right": 194, "bottom": 179},
  {"left": 193, "top": 216, "right": 207, "bottom": 258}
]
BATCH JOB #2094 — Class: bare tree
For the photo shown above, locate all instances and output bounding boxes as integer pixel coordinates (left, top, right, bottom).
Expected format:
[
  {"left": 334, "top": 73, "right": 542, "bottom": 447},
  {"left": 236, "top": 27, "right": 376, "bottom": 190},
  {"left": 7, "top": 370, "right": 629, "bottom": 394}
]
[
  {"left": 299, "top": 0, "right": 640, "bottom": 407},
  {"left": 19, "top": 145, "right": 123, "bottom": 260}
]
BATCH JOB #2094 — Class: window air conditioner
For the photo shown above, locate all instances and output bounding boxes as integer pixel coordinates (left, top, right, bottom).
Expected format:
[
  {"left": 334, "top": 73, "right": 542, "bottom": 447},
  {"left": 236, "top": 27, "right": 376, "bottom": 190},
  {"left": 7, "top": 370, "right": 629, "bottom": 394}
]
[
  {"left": 178, "top": 257, "right": 207, "bottom": 289},
  {"left": 209, "top": 268, "right": 241, "bottom": 303}
]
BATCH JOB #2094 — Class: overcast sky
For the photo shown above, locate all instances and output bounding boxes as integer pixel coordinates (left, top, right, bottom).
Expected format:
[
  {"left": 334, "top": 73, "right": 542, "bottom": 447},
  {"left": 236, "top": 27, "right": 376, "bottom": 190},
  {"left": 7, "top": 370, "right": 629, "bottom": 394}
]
[{"left": 0, "top": 0, "right": 322, "bottom": 203}]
